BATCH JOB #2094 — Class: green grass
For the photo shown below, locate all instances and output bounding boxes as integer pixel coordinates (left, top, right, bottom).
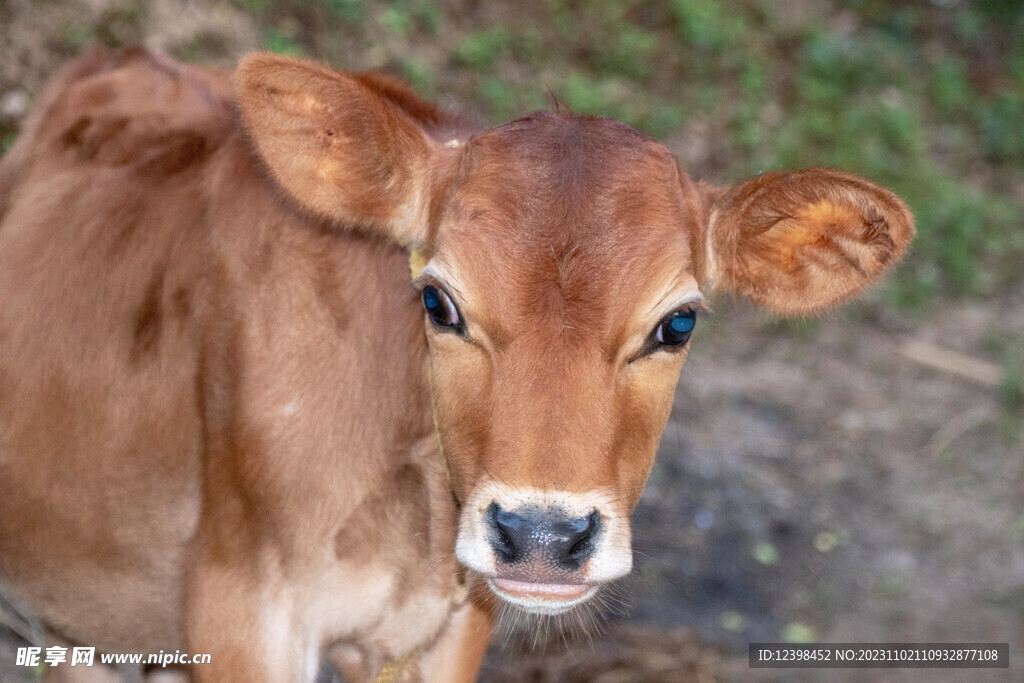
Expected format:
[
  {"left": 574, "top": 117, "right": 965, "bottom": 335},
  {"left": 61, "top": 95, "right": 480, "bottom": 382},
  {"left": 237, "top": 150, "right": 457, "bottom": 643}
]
[
  {"left": 454, "top": 28, "right": 510, "bottom": 71},
  {"left": 11, "top": 0, "right": 1023, "bottom": 309},
  {"left": 263, "top": 26, "right": 305, "bottom": 56},
  {"left": 270, "top": 0, "right": 1024, "bottom": 307}
]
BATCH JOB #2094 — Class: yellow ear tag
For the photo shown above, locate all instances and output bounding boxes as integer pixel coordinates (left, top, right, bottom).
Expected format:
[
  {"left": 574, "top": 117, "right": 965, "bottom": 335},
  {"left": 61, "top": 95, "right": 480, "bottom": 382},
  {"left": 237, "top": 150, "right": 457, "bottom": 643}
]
[{"left": 408, "top": 248, "right": 428, "bottom": 279}]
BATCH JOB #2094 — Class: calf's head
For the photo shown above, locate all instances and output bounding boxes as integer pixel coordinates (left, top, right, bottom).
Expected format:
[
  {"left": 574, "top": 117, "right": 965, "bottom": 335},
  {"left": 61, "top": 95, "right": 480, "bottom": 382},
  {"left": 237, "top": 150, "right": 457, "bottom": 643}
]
[{"left": 236, "top": 55, "right": 914, "bottom": 614}]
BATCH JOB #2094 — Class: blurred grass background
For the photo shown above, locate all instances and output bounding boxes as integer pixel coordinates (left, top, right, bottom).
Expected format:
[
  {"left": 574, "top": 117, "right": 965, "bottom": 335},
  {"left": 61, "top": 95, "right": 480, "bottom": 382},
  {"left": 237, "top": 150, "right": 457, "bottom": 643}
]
[
  {"left": 3, "top": 0, "right": 1023, "bottom": 315},
  {"left": 1, "top": 2, "right": 1022, "bottom": 677}
]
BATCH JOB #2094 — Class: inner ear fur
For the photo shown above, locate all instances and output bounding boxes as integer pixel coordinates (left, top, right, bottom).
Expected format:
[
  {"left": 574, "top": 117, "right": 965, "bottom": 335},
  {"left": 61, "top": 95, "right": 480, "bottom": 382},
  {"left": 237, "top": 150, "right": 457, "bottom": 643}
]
[
  {"left": 694, "top": 168, "right": 915, "bottom": 316},
  {"left": 233, "top": 53, "right": 438, "bottom": 248}
]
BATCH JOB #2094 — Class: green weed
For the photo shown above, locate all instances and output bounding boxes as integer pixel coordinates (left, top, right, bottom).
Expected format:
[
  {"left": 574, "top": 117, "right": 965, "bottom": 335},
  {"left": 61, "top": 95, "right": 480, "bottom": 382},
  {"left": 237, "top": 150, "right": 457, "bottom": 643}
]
[
  {"left": 263, "top": 26, "right": 305, "bottom": 56},
  {"left": 454, "top": 29, "right": 510, "bottom": 72},
  {"left": 323, "top": 0, "right": 366, "bottom": 24}
]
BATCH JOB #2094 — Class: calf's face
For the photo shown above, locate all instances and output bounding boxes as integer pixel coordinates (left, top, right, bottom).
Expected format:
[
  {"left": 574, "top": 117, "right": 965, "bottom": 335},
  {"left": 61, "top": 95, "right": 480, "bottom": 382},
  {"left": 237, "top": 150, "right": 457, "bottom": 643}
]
[
  {"left": 423, "top": 117, "right": 702, "bottom": 611},
  {"left": 235, "top": 54, "right": 914, "bottom": 614}
]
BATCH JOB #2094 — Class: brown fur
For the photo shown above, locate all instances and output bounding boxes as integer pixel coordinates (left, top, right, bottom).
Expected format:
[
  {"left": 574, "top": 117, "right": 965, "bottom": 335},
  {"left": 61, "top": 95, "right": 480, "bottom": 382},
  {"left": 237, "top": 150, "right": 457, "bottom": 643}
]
[{"left": 0, "top": 47, "right": 914, "bottom": 682}]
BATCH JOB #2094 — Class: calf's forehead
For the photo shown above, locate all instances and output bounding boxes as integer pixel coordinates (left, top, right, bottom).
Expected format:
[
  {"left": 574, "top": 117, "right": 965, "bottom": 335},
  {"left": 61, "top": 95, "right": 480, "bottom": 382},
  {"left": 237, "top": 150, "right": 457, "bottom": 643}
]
[{"left": 431, "top": 113, "right": 697, "bottom": 323}]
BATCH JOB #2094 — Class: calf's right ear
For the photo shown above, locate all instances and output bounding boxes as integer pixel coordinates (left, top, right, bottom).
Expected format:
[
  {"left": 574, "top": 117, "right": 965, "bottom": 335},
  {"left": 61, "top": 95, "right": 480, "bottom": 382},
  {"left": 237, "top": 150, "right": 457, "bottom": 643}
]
[
  {"left": 691, "top": 168, "right": 915, "bottom": 316},
  {"left": 234, "top": 53, "right": 440, "bottom": 248}
]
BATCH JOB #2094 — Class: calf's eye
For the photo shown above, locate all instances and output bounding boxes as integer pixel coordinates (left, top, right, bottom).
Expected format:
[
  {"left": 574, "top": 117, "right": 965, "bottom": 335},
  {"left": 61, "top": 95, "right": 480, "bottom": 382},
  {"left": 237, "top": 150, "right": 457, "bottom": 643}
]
[
  {"left": 422, "top": 285, "right": 462, "bottom": 332},
  {"left": 655, "top": 310, "right": 696, "bottom": 347}
]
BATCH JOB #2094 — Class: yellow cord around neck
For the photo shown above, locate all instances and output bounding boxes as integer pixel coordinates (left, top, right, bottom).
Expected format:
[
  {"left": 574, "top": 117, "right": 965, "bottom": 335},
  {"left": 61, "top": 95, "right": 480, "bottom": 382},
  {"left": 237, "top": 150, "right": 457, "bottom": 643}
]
[
  {"left": 375, "top": 651, "right": 415, "bottom": 683},
  {"left": 372, "top": 574, "right": 470, "bottom": 683}
]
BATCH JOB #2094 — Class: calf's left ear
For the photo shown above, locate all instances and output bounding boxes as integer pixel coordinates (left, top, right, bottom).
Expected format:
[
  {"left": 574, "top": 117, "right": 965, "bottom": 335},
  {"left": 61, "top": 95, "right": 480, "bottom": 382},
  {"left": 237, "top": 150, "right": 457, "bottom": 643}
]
[
  {"left": 691, "top": 169, "right": 915, "bottom": 316},
  {"left": 234, "top": 53, "right": 441, "bottom": 248}
]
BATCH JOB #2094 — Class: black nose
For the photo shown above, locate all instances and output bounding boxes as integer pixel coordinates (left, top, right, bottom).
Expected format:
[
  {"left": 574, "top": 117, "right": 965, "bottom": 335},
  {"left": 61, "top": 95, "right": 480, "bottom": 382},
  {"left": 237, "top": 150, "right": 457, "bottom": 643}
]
[{"left": 487, "top": 502, "right": 600, "bottom": 570}]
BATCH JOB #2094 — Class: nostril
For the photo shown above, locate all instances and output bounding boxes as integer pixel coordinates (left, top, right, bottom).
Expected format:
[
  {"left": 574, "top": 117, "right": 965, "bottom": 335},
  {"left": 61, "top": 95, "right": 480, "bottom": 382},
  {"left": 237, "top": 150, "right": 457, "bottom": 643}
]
[
  {"left": 566, "top": 510, "right": 600, "bottom": 562},
  {"left": 487, "top": 502, "right": 524, "bottom": 562},
  {"left": 494, "top": 506, "right": 527, "bottom": 533},
  {"left": 493, "top": 527, "right": 513, "bottom": 557}
]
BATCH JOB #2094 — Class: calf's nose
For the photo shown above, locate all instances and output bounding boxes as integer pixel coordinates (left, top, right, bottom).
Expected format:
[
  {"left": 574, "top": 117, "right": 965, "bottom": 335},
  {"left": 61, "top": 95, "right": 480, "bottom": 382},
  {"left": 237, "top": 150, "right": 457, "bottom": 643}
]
[{"left": 487, "top": 502, "right": 600, "bottom": 570}]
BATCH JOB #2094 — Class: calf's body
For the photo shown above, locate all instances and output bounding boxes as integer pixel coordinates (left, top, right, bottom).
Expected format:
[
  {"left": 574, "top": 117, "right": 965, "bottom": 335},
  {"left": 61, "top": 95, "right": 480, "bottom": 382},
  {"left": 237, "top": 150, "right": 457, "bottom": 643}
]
[
  {"left": 0, "top": 47, "right": 913, "bottom": 681},
  {"left": 0, "top": 49, "right": 471, "bottom": 680}
]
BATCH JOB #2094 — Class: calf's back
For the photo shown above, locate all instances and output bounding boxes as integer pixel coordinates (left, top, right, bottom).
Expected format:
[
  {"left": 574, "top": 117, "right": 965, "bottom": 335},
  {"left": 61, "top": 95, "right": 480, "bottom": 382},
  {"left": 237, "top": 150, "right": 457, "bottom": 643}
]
[{"left": 0, "top": 47, "right": 450, "bottom": 658}]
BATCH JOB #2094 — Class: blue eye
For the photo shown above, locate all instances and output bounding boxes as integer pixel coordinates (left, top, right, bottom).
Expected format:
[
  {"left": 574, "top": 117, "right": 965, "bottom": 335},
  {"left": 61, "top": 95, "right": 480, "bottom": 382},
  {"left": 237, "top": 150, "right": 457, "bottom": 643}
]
[
  {"left": 423, "top": 287, "right": 440, "bottom": 311},
  {"left": 656, "top": 310, "right": 696, "bottom": 347},
  {"left": 422, "top": 285, "right": 462, "bottom": 332},
  {"left": 671, "top": 316, "right": 695, "bottom": 333}
]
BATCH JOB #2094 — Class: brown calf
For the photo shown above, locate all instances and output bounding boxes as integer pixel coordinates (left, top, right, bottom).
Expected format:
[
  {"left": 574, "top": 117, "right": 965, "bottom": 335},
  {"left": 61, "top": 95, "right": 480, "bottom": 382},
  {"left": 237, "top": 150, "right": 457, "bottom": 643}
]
[{"left": 0, "top": 47, "right": 914, "bottom": 681}]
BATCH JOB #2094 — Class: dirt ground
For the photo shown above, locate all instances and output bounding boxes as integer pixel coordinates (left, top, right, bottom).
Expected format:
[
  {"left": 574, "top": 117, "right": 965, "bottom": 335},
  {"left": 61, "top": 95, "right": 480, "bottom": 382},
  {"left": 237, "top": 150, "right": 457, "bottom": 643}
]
[{"left": 1, "top": 1, "right": 1021, "bottom": 681}]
